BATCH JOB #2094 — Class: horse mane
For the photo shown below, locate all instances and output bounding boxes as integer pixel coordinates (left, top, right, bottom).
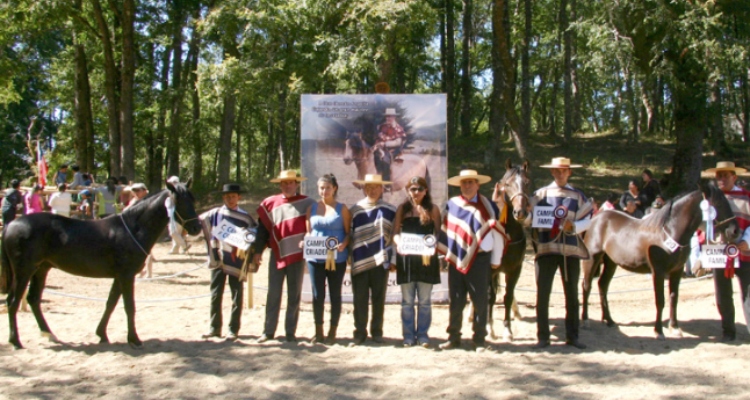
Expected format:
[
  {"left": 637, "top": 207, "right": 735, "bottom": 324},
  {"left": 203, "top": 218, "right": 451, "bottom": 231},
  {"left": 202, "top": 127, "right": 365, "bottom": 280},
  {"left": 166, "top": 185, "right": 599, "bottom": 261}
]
[
  {"left": 120, "top": 188, "right": 170, "bottom": 219},
  {"left": 639, "top": 188, "right": 699, "bottom": 228}
]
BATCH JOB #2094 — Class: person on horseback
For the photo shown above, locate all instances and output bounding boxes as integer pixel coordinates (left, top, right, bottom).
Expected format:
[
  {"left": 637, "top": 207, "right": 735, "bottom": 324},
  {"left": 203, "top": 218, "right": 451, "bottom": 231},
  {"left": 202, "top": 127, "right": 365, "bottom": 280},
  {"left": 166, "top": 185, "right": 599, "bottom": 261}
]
[
  {"left": 704, "top": 161, "right": 750, "bottom": 342},
  {"left": 373, "top": 108, "right": 407, "bottom": 183}
]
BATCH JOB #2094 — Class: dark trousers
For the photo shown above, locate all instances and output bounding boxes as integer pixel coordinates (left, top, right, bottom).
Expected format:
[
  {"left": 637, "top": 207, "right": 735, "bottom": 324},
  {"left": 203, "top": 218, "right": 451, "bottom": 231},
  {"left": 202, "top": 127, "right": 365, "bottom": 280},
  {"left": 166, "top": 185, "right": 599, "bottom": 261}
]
[
  {"left": 209, "top": 267, "right": 243, "bottom": 335},
  {"left": 447, "top": 252, "right": 490, "bottom": 345},
  {"left": 264, "top": 253, "right": 305, "bottom": 338},
  {"left": 308, "top": 261, "right": 347, "bottom": 326},
  {"left": 2, "top": 210, "right": 16, "bottom": 226},
  {"left": 535, "top": 254, "right": 581, "bottom": 343},
  {"left": 352, "top": 266, "right": 388, "bottom": 340},
  {"left": 713, "top": 260, "right": 750, "bottom": 337}
]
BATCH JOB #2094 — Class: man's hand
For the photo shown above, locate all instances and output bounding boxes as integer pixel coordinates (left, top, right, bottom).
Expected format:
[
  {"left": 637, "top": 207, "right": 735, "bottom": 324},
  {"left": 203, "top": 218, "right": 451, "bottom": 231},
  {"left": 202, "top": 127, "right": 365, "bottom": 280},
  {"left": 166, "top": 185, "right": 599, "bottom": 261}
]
[
  {"left": 492, "top": 182, "right": 505, "bottom": 203},
  {"left": 739, "top": 241, "right": 749, "bottom": 252},
  {"left": 253, "top": 253, "right": 263, "bottom": 267},
  {"left": 491, "top": 264, "right": 501, "bottom": 270},
  {"left": 563, "top": 220, "right": 575, "bottom": 233}
]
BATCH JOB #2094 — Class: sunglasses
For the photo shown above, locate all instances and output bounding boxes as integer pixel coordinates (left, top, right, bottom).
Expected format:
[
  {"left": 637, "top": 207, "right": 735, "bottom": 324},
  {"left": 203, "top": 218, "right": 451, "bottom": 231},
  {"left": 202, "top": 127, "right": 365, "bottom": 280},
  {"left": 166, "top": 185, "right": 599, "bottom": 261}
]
[{"left": 409, "top": 186, "right": 426, "bottom": 193}]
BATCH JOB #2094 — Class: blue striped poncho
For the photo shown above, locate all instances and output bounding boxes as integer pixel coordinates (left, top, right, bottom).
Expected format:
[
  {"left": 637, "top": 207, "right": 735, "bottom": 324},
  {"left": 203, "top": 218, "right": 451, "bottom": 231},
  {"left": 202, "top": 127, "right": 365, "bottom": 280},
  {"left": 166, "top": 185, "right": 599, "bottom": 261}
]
[
  {"left": 349, "top": 199, "right": 397, "bottom": 276},
  {"left": 438, "top": 195, "right": 506, "bottom": 274}
]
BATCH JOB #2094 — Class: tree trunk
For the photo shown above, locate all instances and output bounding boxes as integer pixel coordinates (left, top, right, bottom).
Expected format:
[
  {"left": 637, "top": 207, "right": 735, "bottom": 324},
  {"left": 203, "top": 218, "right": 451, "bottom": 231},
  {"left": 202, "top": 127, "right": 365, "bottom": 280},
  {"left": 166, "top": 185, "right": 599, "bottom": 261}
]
[
  {"left": 561, "top": 0, "right": 572, "bottom": 143},
  {"left": 625, "top": 70, "right": 639, "bottom": 143},
  {"left": 235, "top": 103, "right": 243, "bottom": 183},
  {"left": 708, "top": 79, "right": 726, "bottom": 155},
  {"left": 521, "top": 0, "right": 532, "bottom": 139},
  {"left": 217, "top": 91, "right": 237, "bottom": 186},
  {"left": 73, "top": 40, "right": 95, "bottom": 173},
  {"left": 445, "top": 0, "right": 457, "bottom": 139},
  {"left": 166, "top": 2, "right": 185, "bottom": 177},
  {"left": 742, "top": 68, "right": 749, "bottom": 142},
  {"left": 186, "top": 10, "right": 203, "bottom": 188},
  {"left": 278, "top": 85, "right": 288, "bottom": 171},
  {"left": 149, "top": 49, "right": 170, "bottom": 189},
  {"left": 120, "top": 0, "right": 136, "bottom": 181},
  {"left": 460, "top": 0, "right": 472, "bottom": 137},
  {"left": 92, "top": 0, "right": 121, "bottom": 178}
]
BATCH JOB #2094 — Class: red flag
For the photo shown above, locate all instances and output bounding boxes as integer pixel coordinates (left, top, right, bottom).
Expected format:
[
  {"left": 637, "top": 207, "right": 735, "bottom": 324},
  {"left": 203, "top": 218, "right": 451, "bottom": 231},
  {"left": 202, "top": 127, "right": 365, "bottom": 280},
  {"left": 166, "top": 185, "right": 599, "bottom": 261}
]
[{"left": 37, "top": 142, "right": 48, "bottom": 187}]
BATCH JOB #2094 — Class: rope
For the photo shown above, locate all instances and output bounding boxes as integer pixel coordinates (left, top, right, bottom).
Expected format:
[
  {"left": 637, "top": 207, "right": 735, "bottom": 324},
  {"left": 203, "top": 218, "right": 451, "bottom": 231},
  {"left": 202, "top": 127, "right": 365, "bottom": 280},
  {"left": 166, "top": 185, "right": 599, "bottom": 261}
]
[
  {"left": 44, "top": 289, "right": 211, "bottom": 303},
  {"left": 136, "top": 265, "right": 204, "bottom": 282}
]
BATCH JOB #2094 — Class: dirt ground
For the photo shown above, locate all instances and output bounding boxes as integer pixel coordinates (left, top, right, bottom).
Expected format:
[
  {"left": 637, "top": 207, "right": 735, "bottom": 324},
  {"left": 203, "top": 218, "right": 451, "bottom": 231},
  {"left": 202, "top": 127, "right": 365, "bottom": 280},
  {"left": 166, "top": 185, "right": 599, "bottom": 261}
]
[{"left": 1, "top": 237, "right": 749, "bottom": 400}]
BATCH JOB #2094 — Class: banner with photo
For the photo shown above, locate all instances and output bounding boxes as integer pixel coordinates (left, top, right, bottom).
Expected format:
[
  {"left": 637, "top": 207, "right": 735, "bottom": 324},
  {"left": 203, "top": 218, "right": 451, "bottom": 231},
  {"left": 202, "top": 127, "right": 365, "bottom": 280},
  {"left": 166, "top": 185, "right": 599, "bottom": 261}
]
[{"left": 300, "top": 94, "right": 447, "bottom": 208}]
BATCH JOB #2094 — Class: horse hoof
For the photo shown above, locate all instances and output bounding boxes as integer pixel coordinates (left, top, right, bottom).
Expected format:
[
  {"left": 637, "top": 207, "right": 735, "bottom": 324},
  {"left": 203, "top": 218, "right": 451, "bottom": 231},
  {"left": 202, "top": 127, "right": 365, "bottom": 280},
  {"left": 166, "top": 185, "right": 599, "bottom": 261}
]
[
  {"left": 655, "top": 333, "right": 666, "bottom": 340},
  {"left": 129, "top": 339, "right": 143, "bottom": 349},
  {"left": 10, "top": 341, "right": 24, "bottom": 350},
  {"left": 606, "top": 320, "right": 616, "bottom": 328},
  {"left": 41, "top": 332, "right": 59, "bottom": 343},
  {"left": 671, "top": 328, "right": 683, "bottom": 338},
  {"left": 502, "top": 330, "right": 514, "bottom": 342}
]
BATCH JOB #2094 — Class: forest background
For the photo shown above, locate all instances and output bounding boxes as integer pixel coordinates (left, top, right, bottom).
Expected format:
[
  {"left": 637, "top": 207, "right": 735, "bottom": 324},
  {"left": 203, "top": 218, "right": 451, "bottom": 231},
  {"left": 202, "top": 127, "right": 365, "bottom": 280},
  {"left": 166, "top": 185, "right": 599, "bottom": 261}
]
[{"left": 1, "top": 0, "right": 749, "bottom": 201}]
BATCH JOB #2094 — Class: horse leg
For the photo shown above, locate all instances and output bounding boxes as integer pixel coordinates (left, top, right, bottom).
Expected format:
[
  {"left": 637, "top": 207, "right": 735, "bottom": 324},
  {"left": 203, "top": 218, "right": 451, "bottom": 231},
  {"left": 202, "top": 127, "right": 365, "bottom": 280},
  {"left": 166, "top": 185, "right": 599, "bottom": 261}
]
[
  {"left": 598, "top": 257, "right": 618, "bottom": 327},
  {"left": 7, "top": 272, "right": 33, "bottom": 349},
  {"left": 502, "top": 267, "right": 523, "bottom": 342},
  {"left": 488, "top": 271, "right": 499, "bottom": 340},
  {"left": 119, "top": 277, "right": 142, "bottom": 348},
  {"left": 580, "top": 256, "right": 596, "bottom": 328},
  {"left": 651, "top": 271, "right": 666, "bottom": 340},
  {"left": 26, "top": 266, "right": 58, "bottom": 343},
  {"left": 96, "top": 278, "right": 122, "bottom": 343},
  {"left": 668, "top": 269, "right": 683, "bottom": 337}
]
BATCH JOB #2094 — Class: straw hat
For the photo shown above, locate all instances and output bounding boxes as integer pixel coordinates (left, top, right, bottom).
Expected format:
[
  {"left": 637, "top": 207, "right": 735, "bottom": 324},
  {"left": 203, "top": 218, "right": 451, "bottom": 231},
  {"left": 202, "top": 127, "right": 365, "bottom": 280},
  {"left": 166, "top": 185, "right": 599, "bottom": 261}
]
[
  {"left": 383, "top": 108, "right": 399, "bottom": 116},
  {"left": 167, "top": 176, "right": 180, "bottom": 185},
  {"left": 703, "top": 161, "right": 747, "bottom": 174},
  {"left": 540, "top": 157, "right": 582, "bottom": 169},
  {"left": 446, "top": 169, "right": 492, "bottom": 187},
  {"left": 269, "top": 170, "right": 307, "bottom": 183},
  {"left": 353, "top": 174, "right": 392, "bottom": 185},
  {"left": 131, "top": 183, "right": 147, "bottom": 191}
]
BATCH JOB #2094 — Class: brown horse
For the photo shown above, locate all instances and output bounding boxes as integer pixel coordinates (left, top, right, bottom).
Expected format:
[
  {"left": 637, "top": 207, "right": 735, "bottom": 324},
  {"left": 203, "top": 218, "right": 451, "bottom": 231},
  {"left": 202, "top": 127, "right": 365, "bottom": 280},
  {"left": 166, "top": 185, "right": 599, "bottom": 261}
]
[
  {"left": 487, "top": 160, "right": 532, "bottom": 341},
  {"left": 581, "top": 182, "right": 740, "bottom": 339},
  {"left": 343, "top": 131, "right": 430, "bottom": 196}
]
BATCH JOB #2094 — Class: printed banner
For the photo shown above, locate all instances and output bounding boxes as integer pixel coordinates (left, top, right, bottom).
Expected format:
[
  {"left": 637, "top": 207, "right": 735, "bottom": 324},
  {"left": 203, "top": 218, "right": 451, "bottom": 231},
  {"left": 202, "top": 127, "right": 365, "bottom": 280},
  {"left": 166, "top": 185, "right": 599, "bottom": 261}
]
[{"left": 300, "top": 94, "right": 448, "bottom": 208}]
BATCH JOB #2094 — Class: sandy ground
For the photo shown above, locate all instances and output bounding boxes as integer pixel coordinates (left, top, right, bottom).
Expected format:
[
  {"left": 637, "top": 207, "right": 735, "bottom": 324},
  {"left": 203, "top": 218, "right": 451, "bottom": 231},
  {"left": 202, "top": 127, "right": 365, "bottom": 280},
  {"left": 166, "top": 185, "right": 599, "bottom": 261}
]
[{"left": 1, "top": 238, "right": 749, "bottom": 400}]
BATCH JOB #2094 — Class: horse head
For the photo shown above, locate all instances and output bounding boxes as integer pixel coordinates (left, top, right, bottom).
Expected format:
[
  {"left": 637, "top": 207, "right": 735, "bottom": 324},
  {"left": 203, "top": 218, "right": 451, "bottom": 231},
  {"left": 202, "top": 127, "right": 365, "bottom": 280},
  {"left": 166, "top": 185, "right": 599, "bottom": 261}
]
[
  {"left": 167, "top": 178, "right": 202, "bottom": 236},
  {"left": 499, "top": 159, "right": 533, "bottom": 221},
  {"left": 702, "top": 182, "right": 740, "bottom": 243},
  {"left": 343, "top": 131, "right": 368, "bottom": 166}
]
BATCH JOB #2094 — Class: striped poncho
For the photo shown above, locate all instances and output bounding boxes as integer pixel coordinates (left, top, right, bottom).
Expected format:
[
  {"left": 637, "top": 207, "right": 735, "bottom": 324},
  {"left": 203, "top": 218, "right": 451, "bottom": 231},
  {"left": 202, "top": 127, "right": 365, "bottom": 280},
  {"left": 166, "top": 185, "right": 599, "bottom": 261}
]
[
  {"left": 350, "top": 199, "right": 397, "bottom": 276},
  {"left": 256, "top": 194, "right": 314, "bottom": 269},
  {"left": 531, "top": 182, "right": 593, "bottom": 259},
  {"left": 438, "top": 195, "right": 506, "bottom": 274},
  {"left": 200, "top": 205, "right": 257, "bottom": 278}
]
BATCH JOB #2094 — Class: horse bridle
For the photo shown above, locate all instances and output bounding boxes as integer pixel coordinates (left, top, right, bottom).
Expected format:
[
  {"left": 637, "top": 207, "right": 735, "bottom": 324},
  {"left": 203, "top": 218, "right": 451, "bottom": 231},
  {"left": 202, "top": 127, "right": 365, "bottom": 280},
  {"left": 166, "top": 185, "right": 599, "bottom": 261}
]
[{"left": 174, "top": 210, "right": 199, "bottom": 226}]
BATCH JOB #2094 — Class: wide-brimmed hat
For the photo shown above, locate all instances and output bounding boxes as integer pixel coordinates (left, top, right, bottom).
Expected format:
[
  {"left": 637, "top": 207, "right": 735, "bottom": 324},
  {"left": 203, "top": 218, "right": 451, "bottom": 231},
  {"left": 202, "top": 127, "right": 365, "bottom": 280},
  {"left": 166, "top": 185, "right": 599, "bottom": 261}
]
[
  {"left": 703, "top": 161, "right": 747, "bottom": 174},
  {"left": 219, "top": 183, "right": 247, "bottom": 194},
  {"left": 447, "top": 169, "right": 492, "bottom": 187},
  {"left": 167, "top": 176, "right": 180, "bottom": 185},
  {"left": 353, "top": 174, "right": 392, "bottom": 185},
  {"left": 131, "top": 183, "right": 147, "bottom": 191},
  {"left": 269, "top": 170, "right": 307, "bottom": 183},
  {"left": 383, "top": 108, "right": 399, "bottom": 116},
  {"left": 540, "top": 157, "right": 582, "bottom": 169}
]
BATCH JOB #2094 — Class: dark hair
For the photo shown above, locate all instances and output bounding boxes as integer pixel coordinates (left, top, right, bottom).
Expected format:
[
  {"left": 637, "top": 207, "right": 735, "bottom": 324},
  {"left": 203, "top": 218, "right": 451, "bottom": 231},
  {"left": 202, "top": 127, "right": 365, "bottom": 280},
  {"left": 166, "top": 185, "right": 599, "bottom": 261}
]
[
  {"left": 11, "top": 179, "right": 20, "bottom": 189},
  {"left": 34, "top": 184, "right": 43, "bottom": 192},
  {"left": 60, "top": 164, "right": 69, "bottom": 169},
  {"left": 606, "top": 192, "right": 619, "bottom": 203},
  {"left": 401, "top": 176, "right": 434, "bottom": 225},
  {"left": 628, "top": 180, "right": 640, "bottom": 191},
  {"left": 317, "top": 174, "right": 339, "bottom": 197},
  {"left": 72, "top": 165, "right": 80, "bottom": 172},
  {"left": 642, "top": 169, "right": 653, "bottom": 179},
  {"left": 58, "top": 183, "right": 67, "bottom": 191},
  {"left": 119, "top": 176, "right": 128, "bottom": 184}
]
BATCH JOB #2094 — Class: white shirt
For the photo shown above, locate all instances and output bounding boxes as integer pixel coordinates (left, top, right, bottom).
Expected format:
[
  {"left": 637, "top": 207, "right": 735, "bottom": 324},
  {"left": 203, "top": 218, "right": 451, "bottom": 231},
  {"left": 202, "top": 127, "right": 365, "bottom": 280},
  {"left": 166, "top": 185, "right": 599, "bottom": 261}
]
[{"left": 48, "top": 192, "right": 72, "bottom": 217}]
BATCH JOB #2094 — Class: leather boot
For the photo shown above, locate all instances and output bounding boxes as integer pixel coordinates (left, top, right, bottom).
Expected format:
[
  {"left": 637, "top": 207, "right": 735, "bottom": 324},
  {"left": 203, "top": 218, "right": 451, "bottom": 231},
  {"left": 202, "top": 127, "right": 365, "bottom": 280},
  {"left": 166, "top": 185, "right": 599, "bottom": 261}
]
[
  {"left": 326, "top": 325, "right": 338, "bottom": 345},
  {"left": 312, "top": 324, "right": 325, "bottom": 344}
]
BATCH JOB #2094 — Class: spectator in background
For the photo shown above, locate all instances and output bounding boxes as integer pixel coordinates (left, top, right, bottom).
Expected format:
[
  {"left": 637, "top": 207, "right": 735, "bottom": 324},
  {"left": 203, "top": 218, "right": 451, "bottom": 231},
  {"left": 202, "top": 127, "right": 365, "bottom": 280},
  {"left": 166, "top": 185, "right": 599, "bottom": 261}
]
[
  {"left": 645, "top": 194, "right": 666, "bottom": 216},
  {"left": 52, "top": 164, "right": 69, "bottom": 186},
  {"left": 620, "top": 180, "right": 646, "bottom": 213},
  {"left": 82, "top": 173, "right": 93, "bottom": 186},
  {"left": 24, "top": 185, "right": 45, "bottom": 215},
  {"left": 127, "top": 183, "right": 148, "bottom": 208},
  {"left": 641, "top": 169, "right": 661, "bottom": 207},
  {"left": 2, "top": 179, "right": 24, "bottom": 226},
  {"left": 48, "top": 183, "right": 73, "bottom": 217},
  {"left": 600, "top": 192, "right": 618, "bottom": 212},
  {"left": 623, "top": 199, "right": 644, "bottom": 219},
  {"left": 68, "top": 165, "right": 85, "bottom": 189},
  {"left": 95, "top": 177, "right": 121, "bottom": 218},
  {"left": 78, "top": 189, "right": 94, "bottom": 220}
]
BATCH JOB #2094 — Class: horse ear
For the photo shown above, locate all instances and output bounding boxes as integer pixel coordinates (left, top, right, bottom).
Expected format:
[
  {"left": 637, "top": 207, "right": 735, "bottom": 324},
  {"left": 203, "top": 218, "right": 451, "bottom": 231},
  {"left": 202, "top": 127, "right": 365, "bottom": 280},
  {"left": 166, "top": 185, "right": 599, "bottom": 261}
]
[
  {"left": 505, "top": 159, "right": 513, "bottom": 171},
  {"left": 186, "top": 178, "right": 193, "bottom": 189},
  {"left": 522, "top": 159, "right": 530, "bottom": 172}
]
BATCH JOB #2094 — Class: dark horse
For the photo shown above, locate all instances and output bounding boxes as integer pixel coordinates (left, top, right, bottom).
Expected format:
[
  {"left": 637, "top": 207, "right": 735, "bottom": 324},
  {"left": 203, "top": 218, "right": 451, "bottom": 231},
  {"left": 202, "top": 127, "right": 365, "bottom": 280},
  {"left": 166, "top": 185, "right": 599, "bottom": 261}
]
[
  {"left": 487, "top": 160, "right": 532, "bottom": 341},
  {"left": 1, "top": 181, "right": 201, "bottom": 349},
  {"left": 581, "top": 182, "right": 740, "bottom": 339}
]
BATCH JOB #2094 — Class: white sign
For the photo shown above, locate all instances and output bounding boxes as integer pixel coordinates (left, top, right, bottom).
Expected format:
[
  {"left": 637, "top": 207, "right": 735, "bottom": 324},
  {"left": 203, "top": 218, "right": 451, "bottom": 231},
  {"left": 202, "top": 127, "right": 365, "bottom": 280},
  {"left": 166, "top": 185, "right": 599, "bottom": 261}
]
[
  {"left": 398, "top": 233, "right": 437, "bottom": 256},
  {"left": 700, "top": 244, "right": 740, "bottom": 269},
  {"left": 532, "top": 205, "right": 555, "bottom": 228},
  {"left": 304, "top": 236, "right": 337, "bottom": 261},
  {"left": 663, "top": 236, "right": 680, "bottom": 253},
  {"left": 211, "top": 220, "right": 255, "bottom": 249}
]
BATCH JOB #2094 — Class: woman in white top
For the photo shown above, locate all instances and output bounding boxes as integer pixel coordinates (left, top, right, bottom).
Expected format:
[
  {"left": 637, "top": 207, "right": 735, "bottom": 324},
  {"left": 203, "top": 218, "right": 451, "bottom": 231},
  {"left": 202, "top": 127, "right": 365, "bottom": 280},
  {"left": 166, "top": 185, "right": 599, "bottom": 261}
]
[{"left": 48, "top": 183, "right": 73, "bottom": 217}]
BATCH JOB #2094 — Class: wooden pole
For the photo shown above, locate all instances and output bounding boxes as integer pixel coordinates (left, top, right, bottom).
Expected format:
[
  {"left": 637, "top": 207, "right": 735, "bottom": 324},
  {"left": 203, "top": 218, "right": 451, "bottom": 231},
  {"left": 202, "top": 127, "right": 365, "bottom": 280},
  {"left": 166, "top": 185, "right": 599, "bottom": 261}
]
[{"left": 246, "top": 271, "right": 254, "bottom": 309}]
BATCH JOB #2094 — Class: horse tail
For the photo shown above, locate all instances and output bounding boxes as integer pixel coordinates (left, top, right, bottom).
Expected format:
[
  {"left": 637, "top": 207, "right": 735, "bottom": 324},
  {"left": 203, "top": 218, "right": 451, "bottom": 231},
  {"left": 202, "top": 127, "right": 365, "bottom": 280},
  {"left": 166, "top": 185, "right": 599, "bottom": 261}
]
[{"left": 0, "top": 234, "right": 11, "bottom": 294}]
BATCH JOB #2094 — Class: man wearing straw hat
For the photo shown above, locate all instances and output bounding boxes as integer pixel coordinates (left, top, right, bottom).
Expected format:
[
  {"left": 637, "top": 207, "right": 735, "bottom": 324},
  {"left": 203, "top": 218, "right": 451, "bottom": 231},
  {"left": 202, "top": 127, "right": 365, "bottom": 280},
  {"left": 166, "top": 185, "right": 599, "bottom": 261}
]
[
  {"left": 253, "top": 170, "right": 315, "bottom": 343},
  {"left": 437, "top": 169, "right": 506, "bottom": 352},
  {"left": 199, "top": 183, "right": 257, "bottom": 342},
  {"left": 529, "top": 157, "right": 593, "bottom": 349},
  {"left": 704, "top": 161, "right": 750, "bottom": 342},
  {"left": 349, "top": 174, "right": 397, "bottom": 345}
]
